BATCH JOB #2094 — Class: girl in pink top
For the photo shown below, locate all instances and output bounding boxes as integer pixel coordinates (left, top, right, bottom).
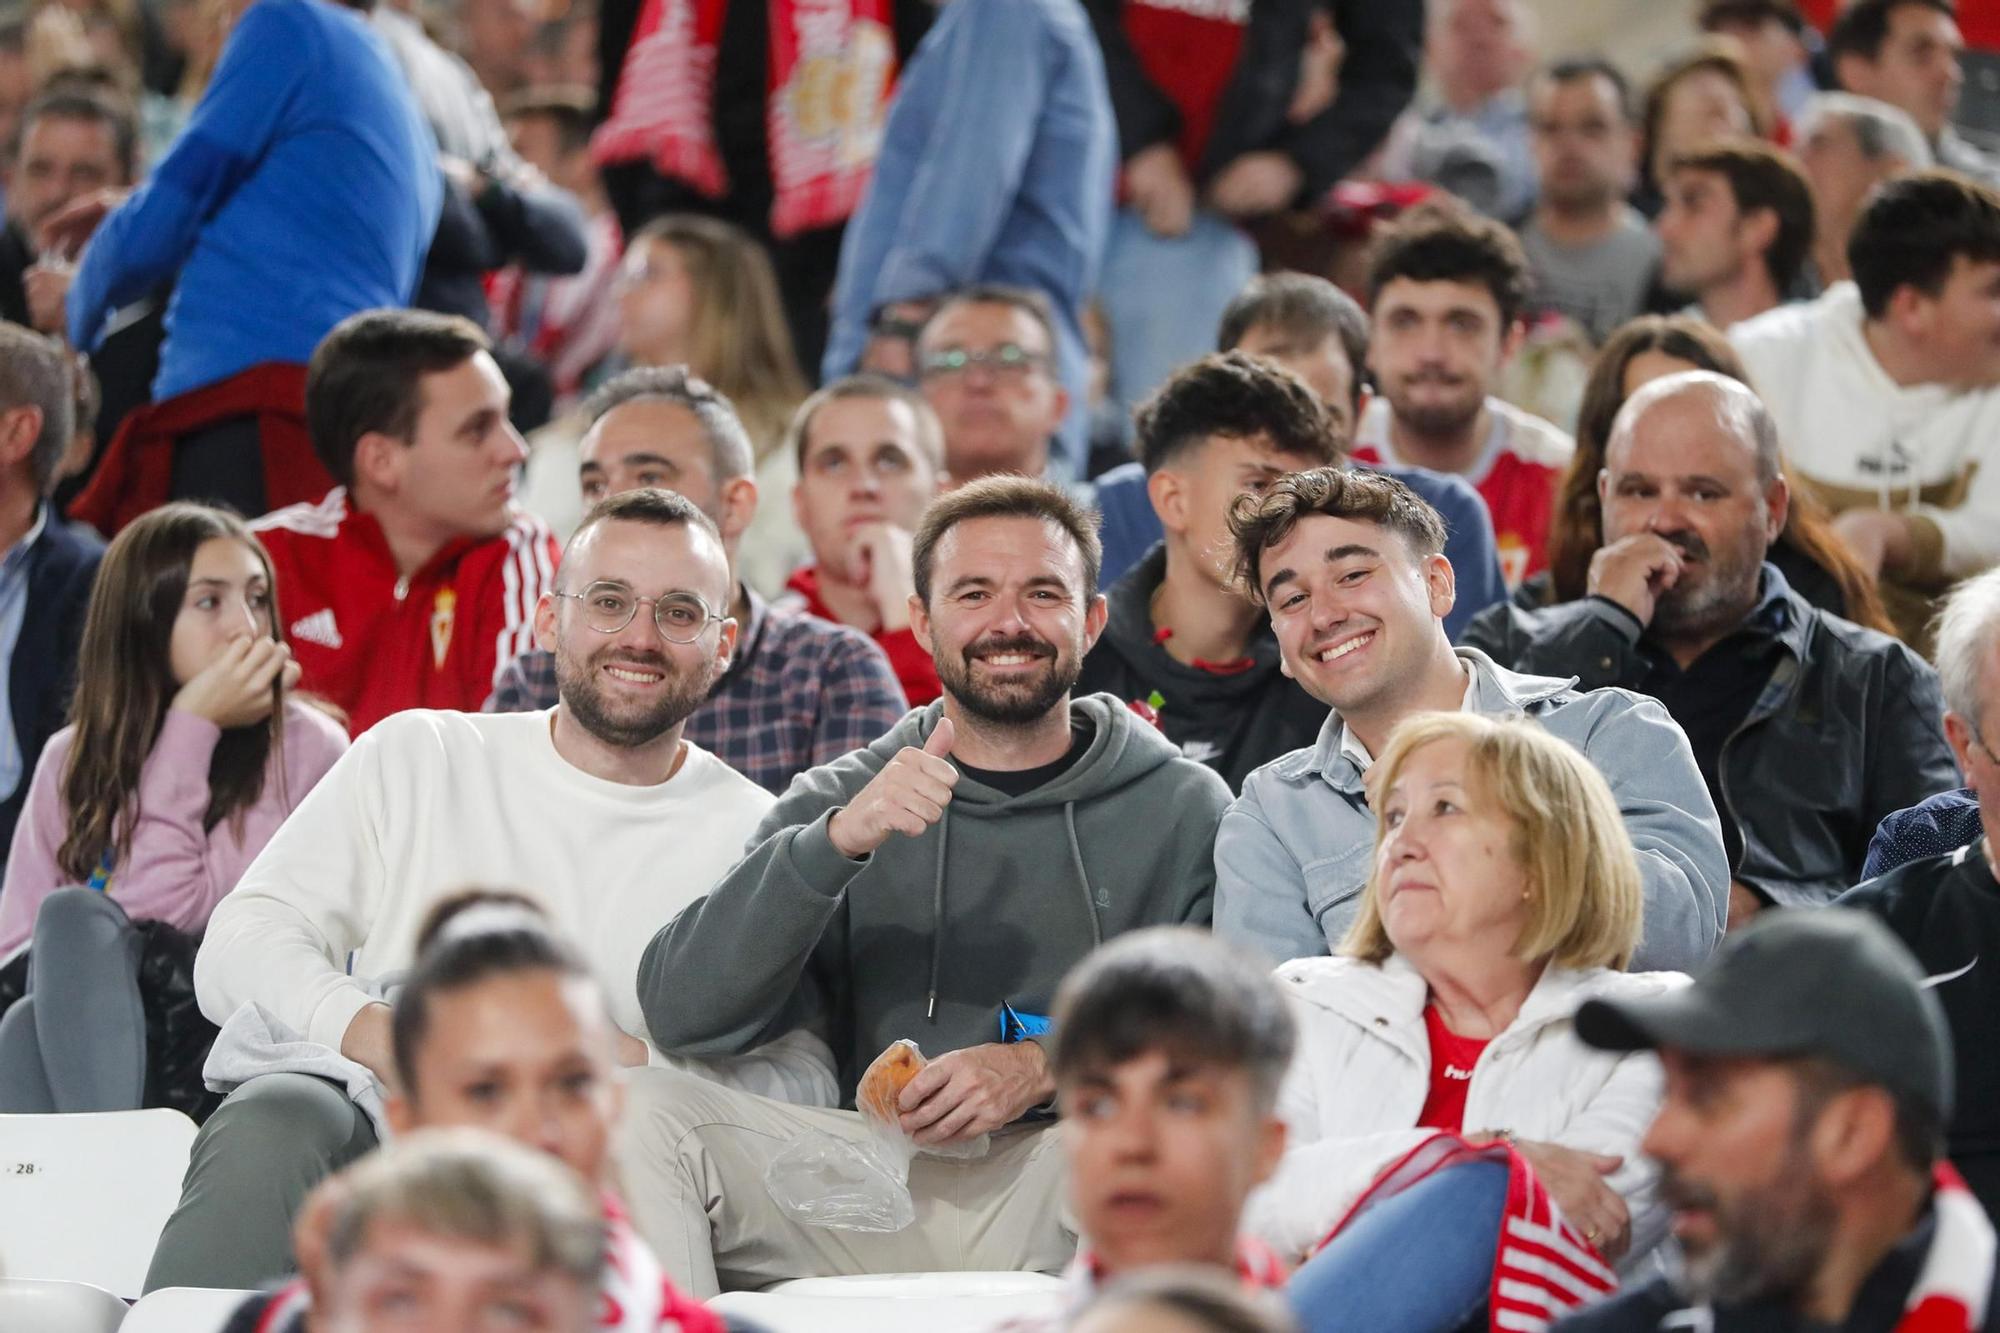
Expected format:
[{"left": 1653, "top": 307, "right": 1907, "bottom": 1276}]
[{"left": 0, "top": 504, "right": 346, "bottom": 1110}]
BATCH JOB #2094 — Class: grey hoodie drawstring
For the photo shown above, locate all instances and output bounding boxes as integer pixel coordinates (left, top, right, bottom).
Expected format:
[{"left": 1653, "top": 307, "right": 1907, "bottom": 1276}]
[
  {"left": 927, "top": 809, "right": 949, "bottom": 1021},
  {"left": 1065, "top": 803, "right": 1102, "bottom": 948}
]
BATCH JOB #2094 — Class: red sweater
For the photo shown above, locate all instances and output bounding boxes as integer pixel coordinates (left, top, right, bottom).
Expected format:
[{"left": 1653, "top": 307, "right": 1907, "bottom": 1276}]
[
  {"left": 782, "top": 564, "right": 941, "bottom": 705},
  {"left": 252, "top": 488, "right": 559, "bottom": 735}
]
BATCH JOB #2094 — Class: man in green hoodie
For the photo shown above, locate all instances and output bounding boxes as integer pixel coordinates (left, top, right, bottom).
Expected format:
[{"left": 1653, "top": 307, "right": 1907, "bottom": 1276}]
[{"left": 618, "top": 475, "right": 1233, "bottom": 1295}]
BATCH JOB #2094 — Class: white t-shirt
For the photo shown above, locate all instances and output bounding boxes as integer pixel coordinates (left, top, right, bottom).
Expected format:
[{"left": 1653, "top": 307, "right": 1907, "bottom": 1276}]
[{"left": 195, "top": 708, "right": 837, "bottom": 1105}]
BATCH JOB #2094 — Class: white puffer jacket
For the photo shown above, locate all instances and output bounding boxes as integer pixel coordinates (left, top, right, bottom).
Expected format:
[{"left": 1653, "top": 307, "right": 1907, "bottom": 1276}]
[{"left": 1245, "top": 953, "right": 1688, "bottom": 1269}]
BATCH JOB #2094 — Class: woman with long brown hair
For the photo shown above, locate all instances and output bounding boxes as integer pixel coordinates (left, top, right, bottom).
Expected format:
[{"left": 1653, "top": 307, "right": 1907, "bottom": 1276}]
[
  {"left": 0, "top": 502, "right": 346, "bottom": 1110},
  {"left": 1538, "top": 314, "right": 1893, "bottom": 633}
]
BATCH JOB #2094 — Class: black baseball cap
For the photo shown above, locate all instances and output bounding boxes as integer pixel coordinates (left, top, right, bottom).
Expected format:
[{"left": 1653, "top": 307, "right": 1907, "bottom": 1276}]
[{"left": 1576, "top": 910, "right": 1954, "bottom": 1121}]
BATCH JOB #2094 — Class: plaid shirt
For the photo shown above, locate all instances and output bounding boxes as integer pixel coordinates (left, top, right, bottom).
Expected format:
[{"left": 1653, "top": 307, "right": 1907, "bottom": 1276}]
[{"left": 485, "top": 587, "right": 909, "bottom": 793}]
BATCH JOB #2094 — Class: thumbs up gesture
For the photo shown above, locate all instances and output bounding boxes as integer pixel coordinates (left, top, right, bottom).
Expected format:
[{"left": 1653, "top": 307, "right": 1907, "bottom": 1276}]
[{"left": 828, "top": 717, "right": 961, "bottom": 859}]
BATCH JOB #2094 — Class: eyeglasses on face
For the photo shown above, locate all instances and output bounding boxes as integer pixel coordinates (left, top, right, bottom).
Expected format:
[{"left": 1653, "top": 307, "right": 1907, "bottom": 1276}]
[
  {"left": 552, "top": 582, "right": 725, "bottom": 643},
  {"left": 918, "top": 342, "right": 1050, "bottom": 381}
]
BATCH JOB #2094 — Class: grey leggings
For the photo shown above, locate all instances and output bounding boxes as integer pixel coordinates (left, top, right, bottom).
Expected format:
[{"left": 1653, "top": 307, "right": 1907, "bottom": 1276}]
[{"left": 0, "top": 887, "right": 147, "bottom": 1112}]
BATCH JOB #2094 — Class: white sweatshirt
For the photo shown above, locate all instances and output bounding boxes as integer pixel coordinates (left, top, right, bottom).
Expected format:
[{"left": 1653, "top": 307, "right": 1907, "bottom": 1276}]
[
  {"left": 1730, "top": 282, "right": 2000, "bottom": 582},
  {"left": 195, "top": 708, "right": 838, "bottom": 1106}
]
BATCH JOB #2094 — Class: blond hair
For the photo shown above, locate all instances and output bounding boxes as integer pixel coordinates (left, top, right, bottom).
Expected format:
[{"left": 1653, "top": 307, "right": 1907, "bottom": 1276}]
[{"left": 1340, "top": 712, "right": 1643, "bottom": 970}]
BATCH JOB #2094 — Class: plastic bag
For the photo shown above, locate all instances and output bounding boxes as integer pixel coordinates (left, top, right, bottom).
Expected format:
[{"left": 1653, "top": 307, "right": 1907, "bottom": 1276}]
[{"left": 764, "top": 1039, "right": 989, "bottom": 1233}]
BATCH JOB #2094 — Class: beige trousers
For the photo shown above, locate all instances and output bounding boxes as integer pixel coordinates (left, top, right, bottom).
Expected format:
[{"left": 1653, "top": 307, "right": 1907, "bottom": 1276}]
[{"left": 614, "top": 1067, "right": 1076, "bottom": 1297}]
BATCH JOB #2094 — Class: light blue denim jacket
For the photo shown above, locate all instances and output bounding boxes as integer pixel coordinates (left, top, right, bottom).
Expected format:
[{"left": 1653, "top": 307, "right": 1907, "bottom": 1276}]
[
  {"left": 820, "top": 0, "right": 1116, "bottom": 476},
  {"left": 1214, "top": 648, "right": 1729, "bottom": 974}
]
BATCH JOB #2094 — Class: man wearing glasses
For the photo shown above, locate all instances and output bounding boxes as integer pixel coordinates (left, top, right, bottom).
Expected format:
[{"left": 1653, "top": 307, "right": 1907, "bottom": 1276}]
[
  {"left": 143, "top": 485, "right": 842, "bottom": 1293},
  {"left": 486, "top": 366, "right": 909, "bottom": 793},
  {"left": 915, "top": 285, "right": 1077, "bottom": 485}
]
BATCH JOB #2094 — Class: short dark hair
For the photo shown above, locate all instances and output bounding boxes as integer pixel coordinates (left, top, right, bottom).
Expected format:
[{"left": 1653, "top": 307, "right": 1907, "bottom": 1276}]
[
  {"left": 580, "top": 364, "right": 755, "bottom": 482},
  {"left": 392, "top": 890, "right": 591, "bottom": 1095},
  {"left": 15, "top": 86, "right": 138, "bottom": 181},
  {"left": 561, "top": 486, "right": 722, "bottom": 568},
  {"left": 1133, "top": 353, "right": 1341, "bottom": 476},
  {"left": 1849, "top": 170, "right": 2000, "bottom": 319},
  {"left": 306, "top": 309, "right": 491, "bottom": 488},
  {"left": 1228, "top": 466, "right": 1447, "bottom": 604},
  {"left": 1790, "top": 1055, "right": 1944, "bottom": 1177},
  {"left": 1051, "top": 928, "right": 1297, "bottom": 1114},
  {"left": 0, "top": 321, "right": 73, "bottom": 495},
  {"left": 1216, "top": 272, "right": 1371, "bottom": 415},
  {"left": 911, "top": 474, "right": 1101, "bottom": 605},
  {"left": 1699, "top": 0, "right": 1806, "bottom": 34},
  {"left": 498, "top": 86, "right": 595, "bottom": 156},
  {"left": 1536, "top": 56, "right": 1635, "bottom": 123},
  {"left": 1829, "top": 0, "right": 1958, "bottom": 67},
  {"left": 1670, "top": 137, "right": 1817, "bottom": 292},
  {"left": 919, "top": 283, "right": 1061, "bottom": 356},
  {"left": 1366, "top": 199, "right": 1532, "bottom": 328},
  {"left": 787, "top": 373, "right": 946, "bottom": 471}
]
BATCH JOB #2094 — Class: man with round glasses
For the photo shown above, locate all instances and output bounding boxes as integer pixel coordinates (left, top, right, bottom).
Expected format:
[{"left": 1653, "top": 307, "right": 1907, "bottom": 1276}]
[
  {"left": 145, "top": 487, "right": 841, "bottom": 1292},
  {"left": 487, "top": 366, "right": 909, "bottom": 793}
]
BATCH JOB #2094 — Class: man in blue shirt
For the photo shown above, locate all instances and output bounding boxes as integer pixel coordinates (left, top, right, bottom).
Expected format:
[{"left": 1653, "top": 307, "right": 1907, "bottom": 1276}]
[
  {"left": 0, "top": 324, "right": 103, "bottom": 855},
  {"left": 62, "top": 0, "right": 440, "bottom": 518},
  {"left": 1093, "top": 272, "right": 1509, "bottom": 640}
]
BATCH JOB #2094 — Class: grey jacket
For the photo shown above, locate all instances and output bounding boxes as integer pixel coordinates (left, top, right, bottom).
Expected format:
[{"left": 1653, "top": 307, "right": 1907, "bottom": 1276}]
[
  {"left": 641, "top": 694, "right": 1232, "bottom": 1106},
  {"left": 1213, "top": 648, "right": 1728, "bottom": 973}
]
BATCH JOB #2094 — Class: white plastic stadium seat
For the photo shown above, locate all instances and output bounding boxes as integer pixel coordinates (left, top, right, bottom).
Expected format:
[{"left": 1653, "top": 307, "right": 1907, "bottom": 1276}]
[
  {"left": 0, "top": 1109, "right": 197, "bottom": 1298},
  {"left": 708, "top": 1271, "right": 1068, "bottom": 1332},
  {"left": 0, "top": 1277, "right": 127, "bottom": 1333},
  {"left": 120, "top": 1285, "right": 261, "bottom": 1333}
]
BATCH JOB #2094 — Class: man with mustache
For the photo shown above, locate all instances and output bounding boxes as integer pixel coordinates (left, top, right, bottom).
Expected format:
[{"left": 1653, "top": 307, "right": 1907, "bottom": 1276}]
[
  {"left": 1561, "top": 909, "right": 2000, "bottom": 1333},
  {"left": 486, "top": 366, "right": 909, "bottom": 792},
  {"left": 1465, "top": 372, "right": 1956, "bottom": 923},
  {"left": 620, "top": 475, "right": 1233, "bottom": 1294},
  {"left": 1351, "top": 199, "right": 1575, "bottom": 589},
  {"left": 148, "top": 487, "right": 836, "bottom": 1292}
]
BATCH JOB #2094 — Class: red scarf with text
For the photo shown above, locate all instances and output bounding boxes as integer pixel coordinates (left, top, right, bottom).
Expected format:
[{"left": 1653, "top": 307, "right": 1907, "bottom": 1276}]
[{"left": 591, "top": 0, "right": 897, "bottom": 237}]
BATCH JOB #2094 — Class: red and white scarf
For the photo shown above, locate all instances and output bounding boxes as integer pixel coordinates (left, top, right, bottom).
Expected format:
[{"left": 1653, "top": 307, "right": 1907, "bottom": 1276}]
[
  {"left": 1316, "top": 1132, "right": 1618, "bottom": 1333},
  {"left": 1867, "top": 1163, "right": 1991, "bottom": 1333},
  {"left": 592, "top": 0, "right": 897, "bottom": 237}
]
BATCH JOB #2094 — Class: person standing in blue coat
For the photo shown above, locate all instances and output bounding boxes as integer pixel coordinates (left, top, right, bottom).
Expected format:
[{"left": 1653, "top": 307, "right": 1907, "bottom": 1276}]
[
  {"left": 59, "top": 0, "right": 441, "bottom": 520},
  {"left": 821, "top": 0, "right": 1117, "bottom": 481}
]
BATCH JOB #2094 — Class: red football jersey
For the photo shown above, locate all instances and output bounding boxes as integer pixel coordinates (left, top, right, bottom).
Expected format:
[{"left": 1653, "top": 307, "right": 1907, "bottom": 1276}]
[{"left": 254, "top": 488, "right": 558, "bottom": 735}]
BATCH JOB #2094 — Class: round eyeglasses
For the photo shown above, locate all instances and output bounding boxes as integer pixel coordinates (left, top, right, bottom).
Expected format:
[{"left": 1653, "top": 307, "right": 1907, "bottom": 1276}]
[
  {"left": 917, "top": 342, "right": 1049, "bottom": 380},
  {"left": 552, "top": 582, "right": 726, "bottom": 643}
]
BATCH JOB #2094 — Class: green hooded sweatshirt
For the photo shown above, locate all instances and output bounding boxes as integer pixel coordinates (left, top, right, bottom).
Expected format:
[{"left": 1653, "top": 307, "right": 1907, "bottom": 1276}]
[{"left": 640, "top": 694, "right": 1233, "bottom": 1107}]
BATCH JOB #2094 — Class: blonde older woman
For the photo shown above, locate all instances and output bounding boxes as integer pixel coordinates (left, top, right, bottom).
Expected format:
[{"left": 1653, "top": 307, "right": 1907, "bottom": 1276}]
[{"left": 1253, "top": 711, "right": 1687, "bottom": 1333}]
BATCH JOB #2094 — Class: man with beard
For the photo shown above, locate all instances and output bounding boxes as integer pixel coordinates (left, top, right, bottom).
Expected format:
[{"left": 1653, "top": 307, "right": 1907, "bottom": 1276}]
[
  {"left": 1518, "top": 59, "right": 1660, "bottom": 345},
  {"left": 147, "top": 488, "right": 837, "bottom": 1292},
  {"left": 486, "top": 367, "right": 908, "bottom": 793},
  {"left": 618, "top": 475, "right": 1233, "bottom": 1295},
  {"left": 1562, "top": 909, "right": 2000, "bottom": 1333},
  {"left": 1465, "top": 373, "right": 1955, "bottom": 924},
  {"left": 1214, "top": 465, "right": 1727, "bottom": 972},
  {"left": 1351, "top": 200, "right": 1575, "bottom": 589}
]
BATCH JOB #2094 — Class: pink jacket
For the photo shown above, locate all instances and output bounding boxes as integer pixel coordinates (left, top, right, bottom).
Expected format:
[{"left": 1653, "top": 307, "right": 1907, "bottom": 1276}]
[{"left": 0, "top": 700, "right": 348, "bottom": 958}]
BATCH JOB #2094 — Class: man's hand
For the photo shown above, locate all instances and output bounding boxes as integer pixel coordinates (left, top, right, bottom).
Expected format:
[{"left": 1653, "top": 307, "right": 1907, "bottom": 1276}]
[
  {"left": 1206, "top": 152, "right": 1304, "bottom": 218},
  {"left": 1830, "top": 508, "right": 1911, "bottom": 581},
  {"left": 338, "top": 1001, "right": 397, "bottom": 1089},
  {"left": 1585, "top": 533, "right": 1685, "bottom": 627},
  {"left": 171, "top": 636, "right": 299, "bottom": 729},
  {"left": 897, "top": 1040, "right": 1053, "bottom": 1147},
  {"left": 1125, "top": 143, "right": 1195, "bottom": 238},
  {"left": 828, "top": 718, "right": 958, "bottom": 858},
  {"left": 853, "top": 523, "right": 918, "bottom": 633},
  {"left": 36, "top": 188, "right": 126, "bottom": 259},
  {"left": 1513, "top": 1139, "right": 1630, "bottom": 1260},
  {"left": 23, "top": 261, "right": 71, "bottom": 336},
  {"left": 1728, "top": 880, "right": 1765, "bottom": 930}
]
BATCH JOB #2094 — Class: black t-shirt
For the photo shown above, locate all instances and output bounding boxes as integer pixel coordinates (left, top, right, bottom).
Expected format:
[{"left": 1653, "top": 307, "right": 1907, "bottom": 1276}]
[{"left": 954, "top": 718, "right": 1096, "bottom": 798}]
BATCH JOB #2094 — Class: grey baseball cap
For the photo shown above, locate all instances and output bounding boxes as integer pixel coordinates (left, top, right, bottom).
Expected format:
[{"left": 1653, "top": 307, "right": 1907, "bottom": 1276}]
[{"left": 1575, "top": 909, "right": 1954, "bottom": 1121}]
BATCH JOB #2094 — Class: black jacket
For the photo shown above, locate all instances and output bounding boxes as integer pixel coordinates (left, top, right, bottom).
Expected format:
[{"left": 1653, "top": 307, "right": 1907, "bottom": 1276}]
[
  {"left": 1463, "top": 571, "right": 1959, "bottom": 906},
  {"left": 1084, "top": 0, "right": 1421, "bottom": 197},
  {"left": 1842, "top": 847, "right": 2000, "bottom": 1224},
  {"left": 0, "top": 514, "right": 103, "bottom": 852},
  {"left": 1074, "top": 543, "right": 1326, "bottom": 792}
]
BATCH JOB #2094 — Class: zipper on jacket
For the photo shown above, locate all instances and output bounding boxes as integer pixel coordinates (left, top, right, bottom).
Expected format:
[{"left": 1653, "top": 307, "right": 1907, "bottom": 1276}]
[{"left": 1715, "top": 652, "right": 1799, "bottom": 882}]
